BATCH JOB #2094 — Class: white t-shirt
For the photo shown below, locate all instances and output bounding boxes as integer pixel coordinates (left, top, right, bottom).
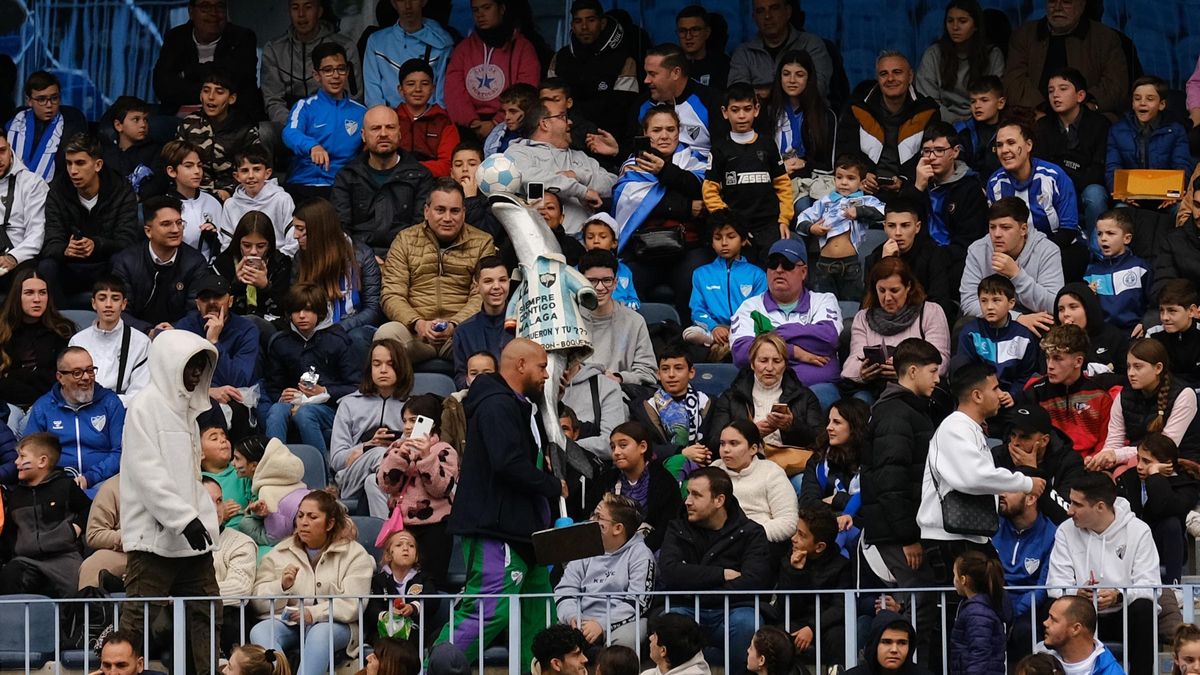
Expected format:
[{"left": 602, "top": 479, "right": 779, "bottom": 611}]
[
  {"left": 194, "top": 35, "right": 220, "bottom": 64},
  {"left": 79, "top": 193, "right": 99, "bottom": 211}
]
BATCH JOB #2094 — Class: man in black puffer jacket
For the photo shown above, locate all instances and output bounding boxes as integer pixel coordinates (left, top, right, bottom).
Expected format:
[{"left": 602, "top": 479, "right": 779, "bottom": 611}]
[
  {"left": 859, "top": 337, "right": 942, "bottom": 666},
  {"left": 110, "top": 195, "right": 208, "bottom": 335},
  {"left": 548, "top": 0, "right": 640, "bottom": 135}
]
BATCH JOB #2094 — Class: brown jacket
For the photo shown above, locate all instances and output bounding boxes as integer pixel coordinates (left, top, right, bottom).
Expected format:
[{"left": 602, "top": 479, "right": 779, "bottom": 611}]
[
  {"left": 1178, "top": 165, "right": 1200, "bottom": 226},
  {"left": 381, "top": 223, "right": 496, "bottom": 328},
  {"left": 1004, "top": 19, "right": 1128, "bottom": 116}
]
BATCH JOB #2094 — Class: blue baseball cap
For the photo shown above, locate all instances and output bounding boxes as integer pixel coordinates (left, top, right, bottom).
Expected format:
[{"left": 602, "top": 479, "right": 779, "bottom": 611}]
[{"left": 767, "top": 238, "right": 808, "bottom": 265}]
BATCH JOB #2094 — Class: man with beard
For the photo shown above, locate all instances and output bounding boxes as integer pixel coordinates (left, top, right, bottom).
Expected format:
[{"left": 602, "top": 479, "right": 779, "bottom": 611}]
[
  {"left": 993, "top": 486, "right": 1057, "bottom": 661},
  {"left": 24, "top": 347, "right": 126, "bottom": 498},
  {"left": 547, "top": 0, "right": 640, "bottom": 134},
  {"left": 1036, "top": 596, "right": 1123, "bottom": 674},
  {"left": 991, "top": 404, "right": 1086, "bottom": 524}
]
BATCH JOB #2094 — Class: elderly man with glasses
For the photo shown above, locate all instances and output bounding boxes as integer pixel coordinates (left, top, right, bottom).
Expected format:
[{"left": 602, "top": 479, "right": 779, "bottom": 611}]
[
  {"left": 730, "top": 238, "right": 843, "bottom": 410},
  {"left": 505, "top": 104, "right": 617, "bottom": 237},
  {"left": 24, "top": 346, "right": 126, "bottom": 498}
]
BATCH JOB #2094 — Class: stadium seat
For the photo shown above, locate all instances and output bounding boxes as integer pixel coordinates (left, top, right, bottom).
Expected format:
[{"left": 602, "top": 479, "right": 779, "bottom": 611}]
[
  {"left": 839, "top": 300, "right": 861, "bottom": 321},
  {"left": 693, "top": 363, "right": 739, "bottom": 399},
  {"left": 351, "top": 515, "right": 385, "bottom": 561},
  {"left": 289, "top": 443, "right": 329, "bottom": 489},
  {"left": 0, "top": 595, "right": 56, "bottom": 668},
  {"left": 638, "top": 302, "right": 680, "bottom": 326},
  {"left": 62, "top": 309, "right": 97, "bottom": 331},
  {"left": 858, "top": 230, "right": 889, "bottom": 271},
  {"left": 413, "top": 372, "right": 457, "bottom": 398},
  {"left": 414, "top": 358, "right": 454, "bottom": 376}
]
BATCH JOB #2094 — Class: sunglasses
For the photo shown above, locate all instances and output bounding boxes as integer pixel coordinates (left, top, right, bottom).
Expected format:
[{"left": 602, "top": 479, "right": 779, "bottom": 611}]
[{"left": 766, "top": 254, "right": 799, "bottom": 271}]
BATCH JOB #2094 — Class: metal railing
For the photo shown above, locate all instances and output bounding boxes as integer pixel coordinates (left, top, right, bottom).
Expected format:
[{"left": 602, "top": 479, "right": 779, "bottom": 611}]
[{"left": 0, "top": 583, "right": 1188, "bottom": 675}]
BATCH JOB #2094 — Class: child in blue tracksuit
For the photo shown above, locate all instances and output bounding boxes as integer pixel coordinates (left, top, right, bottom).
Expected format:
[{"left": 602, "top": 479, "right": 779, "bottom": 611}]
[
  {"left": 957, "top": 275, "right": 1041, "bottom": 402},
  {"left": 282, "top": 43, "right": 368, "bottom": 195},
  {"left": 684, "top": 214, "right": 766, "bottom": 360},
  {"left": 581, "top": 214, "right": 640, "bottom": 310},
  {"left": 1104, "top": 76, "right": 1193, "bottom": 192},
  {"left": 1083, "top": 209, "right": 1151, "bottom": 334},
  {"left": 362, "top": 15, "right": 453, "bottom": 108}
]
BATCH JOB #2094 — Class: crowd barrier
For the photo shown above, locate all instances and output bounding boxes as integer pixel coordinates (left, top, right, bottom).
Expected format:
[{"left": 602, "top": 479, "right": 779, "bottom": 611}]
[{"left": 0, "top": 583, "right": 1190, "bottom": 675}]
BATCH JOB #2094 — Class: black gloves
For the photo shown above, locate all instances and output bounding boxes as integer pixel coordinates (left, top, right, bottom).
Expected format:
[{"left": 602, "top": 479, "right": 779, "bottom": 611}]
[{"left": 182, "top": 518, "right": 212, "bottom": 552}]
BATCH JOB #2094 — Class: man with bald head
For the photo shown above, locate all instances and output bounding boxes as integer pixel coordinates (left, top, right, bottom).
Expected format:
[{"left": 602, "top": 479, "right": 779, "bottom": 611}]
[
  {"left": 331, "top": 105, "right": 434, "bottom": 260},
  {"left": 437, "top": 337, "right": 568, "bottom": 667}
]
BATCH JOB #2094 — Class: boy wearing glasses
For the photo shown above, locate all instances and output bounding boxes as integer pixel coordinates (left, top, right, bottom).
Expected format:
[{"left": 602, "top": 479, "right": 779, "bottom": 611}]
[
  {"left": 25, "top": 347, "right": 126, "bottom": 498},
  {"left": 5, "top": 70, "right": 88, "bottom": 182},
  {"left": 282, "top": 42, "right": 367, "bottom": 201},
  {"left": 578, "top": 250, "right": 657, "bottom": 386},
  {"left": 676, "top": 6, "right": 728, "bottom": 91}
]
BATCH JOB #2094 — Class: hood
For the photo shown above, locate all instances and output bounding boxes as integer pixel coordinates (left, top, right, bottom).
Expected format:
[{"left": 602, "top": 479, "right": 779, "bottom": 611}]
[
  {"left": 400, "top": 19, "right": 455, "bottom": 50},
  {"left": 860, "top": 611, "right": 919, "bottom": 674},
  {"left": 569, "top": 362, "right": 607, "bottom": 384},
  {"left": 663, "top": 651, "right": 712, "bottom": 675},
  {"left": 0, "top": 153, "right": 30, "bottom": 181},
  {"left": 937, "top": 159, "right": 972, "bottom": 186},
  {"left": 1081, "top": 497, "right": 1138, "bottom": 544},
  {"left": 1054, "top": 282, "right": 1105, "bottom": 337},
  {"left": 1015, "top": 226, "right": 1052, "bottom": 267},
  {"left": 234, "top": 178, "right": 287, "bottom": 205},
  {"left": 874, "top": 381, "right": 927, "bottom": 411},
  {"left": 287, "top": 21, "right": 336, "bottom": 44},
  {"left": 463, "top": 371, "right": 520, "bottom": 419},
  {"left": 569, "top": 13, "right": 626, "bottom": 58},
  {"left": 147, "top": 329, "right": 217, "bottom": 417},
  {"left": 252, "top": 437, "right": 308, "bottom": 509}
]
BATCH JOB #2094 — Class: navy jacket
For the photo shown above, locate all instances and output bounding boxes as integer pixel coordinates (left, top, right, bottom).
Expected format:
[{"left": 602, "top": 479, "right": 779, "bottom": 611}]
[
  {"left": 447, "top": 373, "right": 562, "bottom": 545},
  {"left": 174, "top": 311, "right": 261, "bottom": 388},
  {"left": 949, "top": 594, "right": 1007, "bottom": 675},
  {"left": 1105, "top": 113, "right": 1192, "bottom": 190},
  {"left": 1084, "top": 249, "right": 1152, "bottom": 330},
  {"left": 111, "top": 242, "right": 210, "bottom": 333},
  {"left": 0, "top": 421, "right": 19, "bottom": 485},
  {"left": 264, "top": 324, "right": 361, "bottom": 405},
  {"left": 957, "top": 316, "right": 1041, "bottom": 397},
  {"left": 450, "top": 311, "right": 512, "bottom": 390}
]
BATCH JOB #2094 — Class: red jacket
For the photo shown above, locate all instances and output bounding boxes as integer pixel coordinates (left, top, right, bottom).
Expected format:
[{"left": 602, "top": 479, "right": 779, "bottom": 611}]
[
  {"left": 444, "top": 30, "right": 541, "bottom": 127},
  {"left": 1022, "top": 373, "right": 1122, "bottom": 459},
  {"left": 395, "top": 103, "right": 459, "bottom": 177}
]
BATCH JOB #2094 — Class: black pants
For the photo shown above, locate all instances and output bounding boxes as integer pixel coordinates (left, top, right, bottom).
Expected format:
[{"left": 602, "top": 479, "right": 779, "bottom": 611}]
[
  {"left": 624, "top": 246, "right": 712, "bottom": 326},
  {"left": 407, "top": 520, "right": 453, "bottom": 590},
  {"left": 1096, "top": 598, "right": 1155, "bottom": 675},
  {"left": 1152, "top": 515, "right": 1186, "bottom": 584},
  {"left": 124, "top": 551, "right": 220, "bottom": 675}
]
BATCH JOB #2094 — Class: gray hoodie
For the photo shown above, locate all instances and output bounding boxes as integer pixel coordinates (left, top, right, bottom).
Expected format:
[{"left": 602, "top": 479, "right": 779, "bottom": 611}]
[
  {"left": 555, "top": 531, "right": 656, "bottom": 632},
  {"left": 329, "top": 391, "right": 407, "bottom": 474},
  {"left": 959, "top": 225, "right": 1065, "bottom": 317},
  {"left": 584, "top": 303, "right": 658, "bottom": 387},
  {"left": 503, "top": 139, "right": 617, "bottom": 236},
  {"left": 561, "top": 363, "right": 628, "bottom": 460}
]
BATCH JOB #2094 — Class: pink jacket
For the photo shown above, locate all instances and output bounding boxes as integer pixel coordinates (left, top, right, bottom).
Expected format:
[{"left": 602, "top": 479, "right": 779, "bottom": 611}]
[
  {"left": 444, "top": 30, "right": 540, "bottom": 127},
  {"left": 377, "top": 434, "right": 458, "bottom": 526}
]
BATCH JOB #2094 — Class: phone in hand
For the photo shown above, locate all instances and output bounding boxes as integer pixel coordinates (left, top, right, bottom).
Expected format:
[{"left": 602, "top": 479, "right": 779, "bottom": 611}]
[
  {"left": 771, "top": 403, "right": 790, "bottom": 416},
  {"left": 863, "top": 345, "right": 888, "bottom": 365},
  {"left": 411, "top": 415, "right": 434, "bottom": 440},
  {"left": 244, "top": 255, "right": 265, "bottom": 270},
  {"left": 634, "top": 135, "right": 652, "bottom": 155},
  {"left": 877, "top": 175, "right": 899, "bottom": 189},
  {"left": 527, "top": 181, "right": 544, "bottom": 201}
]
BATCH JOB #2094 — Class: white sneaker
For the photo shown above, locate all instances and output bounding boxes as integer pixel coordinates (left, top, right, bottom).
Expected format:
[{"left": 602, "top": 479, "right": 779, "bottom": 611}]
[
  {"left": 1186, "top": 509, "right": 1200, "bottom": 538},
  {"left": 682, "top": 325, "right": 713, "bottom": 347}
]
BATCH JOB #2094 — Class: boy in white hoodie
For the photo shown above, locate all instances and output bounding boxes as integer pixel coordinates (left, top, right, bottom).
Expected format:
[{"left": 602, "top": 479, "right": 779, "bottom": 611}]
[
  {"left": 0, "top": 134, "right": 48, "bottom": 279},
  {"left": 161, "top": 139, "right": 223, "bottom": 261},
  {"left": 1046, "top": 471, "right": 1159, "bottom": 675},
  {"left": 220, "top": 147, "right": 298, "bottom": 257}
]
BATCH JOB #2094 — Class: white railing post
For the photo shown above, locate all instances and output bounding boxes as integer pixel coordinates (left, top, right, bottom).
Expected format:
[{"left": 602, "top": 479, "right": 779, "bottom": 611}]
[
  {"left": 172, "top": 597, "right": 187, "bottom": 675},
  {"left": 843, "top": 590, "right": 857, "bottom": 667},
  {"left": 508, "top": 594, "right": 522, "bottom": 674}
]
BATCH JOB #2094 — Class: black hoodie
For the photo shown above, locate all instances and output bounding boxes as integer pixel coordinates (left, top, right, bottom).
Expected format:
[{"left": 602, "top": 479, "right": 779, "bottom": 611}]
[
  {"left": 1055, "top": 282, "right": 1129, "bottom": 376},
  {"left": 845, "top": 611, "right": 931, "bottom": 675},
  {"left": 992, "top": 427, "right": 1086, "bottom": 524},
  {"left": 551, "top": 14, "right": 639, "bottom": 133},
  {"left": 447, "top": 373, "right": 562, "bottom": 547}
]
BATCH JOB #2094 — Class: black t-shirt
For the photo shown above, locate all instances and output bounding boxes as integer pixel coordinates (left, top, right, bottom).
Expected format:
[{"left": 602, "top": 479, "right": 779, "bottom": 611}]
[{"left": 706, "top": 133, "right": 786, "bottom": 233}]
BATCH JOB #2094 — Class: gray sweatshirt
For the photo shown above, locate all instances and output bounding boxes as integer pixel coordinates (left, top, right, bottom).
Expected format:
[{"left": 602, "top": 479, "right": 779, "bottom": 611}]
[
  {"left": 555, "top": 531, "right": 656, "bottom": 631},
  {"left": 959, "top": 226, "right": 1065, "bottom": 317},
  {"left": 503, "top": 139, "right": 617, "bottom": 236},
  {"left": 329, "top": 391, "right": 407, "bottom": 474},
  {"left": 561, "top": 363, "right": 629, "bottom": 460},
  {"left": 583, "top": 303, "right": 658, "bottom": 387}
]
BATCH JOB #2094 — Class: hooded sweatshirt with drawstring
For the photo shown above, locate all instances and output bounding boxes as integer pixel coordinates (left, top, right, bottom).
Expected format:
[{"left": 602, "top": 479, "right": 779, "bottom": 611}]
[
  {"left": 119, "top": 330, "right": 220, "bottom": 557},
  {"left": 219, "top": 178, "right": 298, "bottom": 257},
  {"left": 1045, "top": 496, "right": 1160, "bottom": 610},
  {"left": 1053, "top": 282, "right": 1130, "bottom": 376},
  {"left": 960, "top": 225, "right": 1065, "bottom": 317},
  {"left": 0, "top": 153, "right": 48, "bottom": 265},
  {"left": 844, "top": 611, "right": 931, "bottom": 675}
]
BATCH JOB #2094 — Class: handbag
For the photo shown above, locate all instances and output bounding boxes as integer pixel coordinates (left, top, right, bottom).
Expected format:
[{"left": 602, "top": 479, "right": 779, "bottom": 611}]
[
  {"left": 631, "top": 222, "right": 685, "bottom": 259},
  {"left": 929, "top": 443, "right": 998, "bottom": 537}
]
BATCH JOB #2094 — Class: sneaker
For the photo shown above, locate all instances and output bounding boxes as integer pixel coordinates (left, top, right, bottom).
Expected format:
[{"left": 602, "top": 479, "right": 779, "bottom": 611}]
[
  {"left": 1186, "top": 509, "right": 1200, "bottom": 538},
  {"left": 682, "top": 325, "right": 713, "bottom": 346}
]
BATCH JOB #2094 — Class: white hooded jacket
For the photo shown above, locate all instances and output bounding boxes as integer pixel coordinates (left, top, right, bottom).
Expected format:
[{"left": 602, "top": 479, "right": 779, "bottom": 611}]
[
  {"left": 0, "top": 153, "right": 48, "bottom": 264},
  {"left": 119, "top": 330, "right": 220, "bottom": 557},
  {"left": 219, "top": 178, "right": 298, "bottom": 257},
  {"left": 1045, "top": 496, "right": 1160, "bottom": 610}
]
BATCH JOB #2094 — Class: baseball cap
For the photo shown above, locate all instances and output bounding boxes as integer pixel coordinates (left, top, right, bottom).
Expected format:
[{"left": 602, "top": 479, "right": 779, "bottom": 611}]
[
  {"left": 767, "top": 238, "right": 808, "bottom": 266},
  {"left": 194, "top": 274, "right": 231, "bottom": 297},
  {"left": 584, "top": 212, "right": 619, "bottom": 235},
  {"left": 1010, "top": 405, "right": 1052, "bottom": 435}
]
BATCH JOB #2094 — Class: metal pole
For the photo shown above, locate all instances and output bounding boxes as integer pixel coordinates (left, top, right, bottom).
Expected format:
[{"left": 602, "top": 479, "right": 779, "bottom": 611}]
[{"left": 172, "top": 598, "right": 187, "bottom": 675}]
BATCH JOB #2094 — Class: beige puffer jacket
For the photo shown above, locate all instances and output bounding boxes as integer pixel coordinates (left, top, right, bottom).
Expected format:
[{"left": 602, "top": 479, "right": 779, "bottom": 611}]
[{"left": 380, "top": 223, "right": 495, "bottom": 328}]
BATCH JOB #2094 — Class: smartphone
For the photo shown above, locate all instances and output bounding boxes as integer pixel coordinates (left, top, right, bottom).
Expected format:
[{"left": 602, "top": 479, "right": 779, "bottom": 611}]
[
  {"left": 411, "top": 415, "right": 434, "bottom": 440},
  {"left": 633, "top": 135, "right": 652, "bottom": 155},
  {"left": 244, "top": 255, "right": 265, "bottom": 270},
  {"left": 527, "top": 181, "right": 544, "bottom": 201},
  {"left": 771, "top": 403, "right": 790, "bottom": 415},
  {"left": 863, "top": 345, "right": 888, "bottom": 365},
  {"left": 877, "top": 175, "right": 899, "bottom": 188}
]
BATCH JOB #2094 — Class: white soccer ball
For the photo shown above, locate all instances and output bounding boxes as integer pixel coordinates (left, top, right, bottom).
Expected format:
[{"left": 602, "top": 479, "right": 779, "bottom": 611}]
[{"left": 476, "top": 153, "right": 523, "bottom": 197}]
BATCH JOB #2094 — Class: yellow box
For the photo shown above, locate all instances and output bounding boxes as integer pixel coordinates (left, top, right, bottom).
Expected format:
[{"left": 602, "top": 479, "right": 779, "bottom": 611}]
[{"left": 1112, "top": 169, "right": 1186, "bottom": 200}]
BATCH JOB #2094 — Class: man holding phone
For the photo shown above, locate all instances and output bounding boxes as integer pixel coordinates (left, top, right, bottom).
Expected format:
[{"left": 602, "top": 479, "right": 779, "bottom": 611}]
[{"left": 175, "top": 274, "right": 260, "bottom": 415}]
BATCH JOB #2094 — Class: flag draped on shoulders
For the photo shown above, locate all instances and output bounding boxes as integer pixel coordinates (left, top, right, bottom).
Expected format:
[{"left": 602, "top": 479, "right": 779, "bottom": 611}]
[{"left": 612, "top": 143, "right": 707, "bottom": 253}]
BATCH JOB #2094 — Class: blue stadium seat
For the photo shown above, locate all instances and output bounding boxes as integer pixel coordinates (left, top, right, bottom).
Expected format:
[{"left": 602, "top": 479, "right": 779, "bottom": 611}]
[
  {"left": 289, "top": 443, "right": 329, "bottom": 489},
  {"left": 413, "top": 372, "right": 457, "bottom": 398},
  {"left": 62, "top": 309, "right": 97, "bottom": 331},
  {"left": 693, "top": 363, "right": 739, "bottom": 399},
  {"left": 858, "top": 230, "right": 889, "bottom": 271},
  {"left": 0, "top": 595, "right": 56, "bottom": 668},
  {"left": 638, "top": 302, "right": 680, "bottom": 326},
  {"left": 839, "top": 301, "right": 862, "bottom": 321},
  {"left": 351, "top": 515, "right": 385, "bottom": 561}
]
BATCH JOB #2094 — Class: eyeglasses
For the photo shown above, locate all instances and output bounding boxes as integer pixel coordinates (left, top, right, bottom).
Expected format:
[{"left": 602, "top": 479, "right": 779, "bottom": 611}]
[
  {"left": 765, "top": 255, "right": 798, "bottom": 271},
  {"left": 586, "top": 276, "right": 616, "bottom": 288},
  {"left": 193, "top": 1, "right": 226, "bottom": 13},
  {"left": 544, "top": 112, "right": 569, "bottom": 122},
  {"left": 590, "top": 511, "right": 614, "bottom": 525},
  {"left": 30, "top": 95, "right": 60, "bottom": 106},
  {"left": 318, "top": 65, "right": 349, "bottom": 76},
  {"left": 920, "top": 146, "right": 954, "bottom": 158},
  {"left": 58, "top": 366, "right": 97, "bottom": 380}
]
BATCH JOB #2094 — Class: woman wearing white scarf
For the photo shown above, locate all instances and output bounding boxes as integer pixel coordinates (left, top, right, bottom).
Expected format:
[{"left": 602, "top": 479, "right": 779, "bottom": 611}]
[{"left": 612, "top": 105, "right": 709, "bottom": 324}]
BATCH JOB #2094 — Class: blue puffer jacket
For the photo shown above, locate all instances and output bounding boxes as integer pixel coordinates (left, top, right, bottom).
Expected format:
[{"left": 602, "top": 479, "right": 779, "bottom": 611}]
[
  {"left": 23, "top": 383, "right": 125, "bottom": 497},
  {"left": 688, "top": 256, "right": 768, "bottom": 331},
  {"left": 1104, "top": 113, "right": 1192, "bottom": 190},
  {"left": 949, "top": 594, "right": 1007, "bottom": 675}
]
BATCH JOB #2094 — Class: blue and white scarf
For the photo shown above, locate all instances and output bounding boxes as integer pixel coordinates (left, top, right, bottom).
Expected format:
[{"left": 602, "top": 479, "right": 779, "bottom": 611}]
[
  {"left": 612, "top": 143, "right": 708, "bottom": 253},
  {"left": 775, "top": 104, "right": 807, "bottom": 159},
  {"left": 7, "top": 109, "right": 63, "bottom": 182}
]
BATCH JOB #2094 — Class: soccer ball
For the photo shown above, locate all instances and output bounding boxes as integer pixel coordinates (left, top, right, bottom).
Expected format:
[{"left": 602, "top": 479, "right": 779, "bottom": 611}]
[{"left": 476, "top": 153, "right": 523, "bottom": 197}]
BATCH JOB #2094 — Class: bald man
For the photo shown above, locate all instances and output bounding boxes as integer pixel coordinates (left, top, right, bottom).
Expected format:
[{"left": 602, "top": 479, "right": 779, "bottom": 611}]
[
  {"left": 436, "top": 338, "right": 567, "bottom": 667},
  {"left": 331, "top": 104, "right": 435, "bottom": 260}
]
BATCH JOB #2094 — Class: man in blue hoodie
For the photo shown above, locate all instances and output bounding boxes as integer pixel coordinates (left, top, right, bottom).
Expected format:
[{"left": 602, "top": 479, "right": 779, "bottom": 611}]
[
  {"left": 362, "top": 0, "right": 453, "bottom": 108},
  {"left": 24, "top": 346, "right": 126, "bottom": 498},
  {"left": 994, "top": 486, "right": 1057, "bottom": 661},
  {"left": 282, "top": 42, "right": 367, "bottom": 202}
]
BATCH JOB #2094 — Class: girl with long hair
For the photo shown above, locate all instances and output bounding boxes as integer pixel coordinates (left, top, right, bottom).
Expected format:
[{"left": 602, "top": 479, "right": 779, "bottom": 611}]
[
  {"left": 746, "top": 625, "right": 795, "bottom": 675},
  {"left": 211, "top": 209, "right": 292, "bottom": 322},
  {"left": 769, "top": 49, "right": 837, "bottom": 184},
  {"left": 0, "top": 267, "right": 75, "bottom": 408},
  {"left": 796, "top": 398, "right": 870, "bottom": 531},
  {"left": 1118, "top": 433, "right": 1200, "bottom": 584},
  {"left": 915, "top": 0, "right": 1004, "bottom": 122}
]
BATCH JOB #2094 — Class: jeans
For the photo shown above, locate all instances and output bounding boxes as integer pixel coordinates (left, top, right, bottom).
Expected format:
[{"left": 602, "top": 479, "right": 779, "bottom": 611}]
[
  {"left": 265, "top": 402, "right": 336, "bottom": 454},
  {"left": 808, "top": 383, "right": 841, "bottom": 412},
  {"left": 249, "top": 618, "right": 351, "bottom": 675},
  {"left": 810, "top": 254, "right": 864, "bottom": 302},
  {"left": 1081, "top": 183, "right": 1109, "bottom": 258},
  {"left": 669, "top": 606, "right": 758, "bottom": 675}
]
